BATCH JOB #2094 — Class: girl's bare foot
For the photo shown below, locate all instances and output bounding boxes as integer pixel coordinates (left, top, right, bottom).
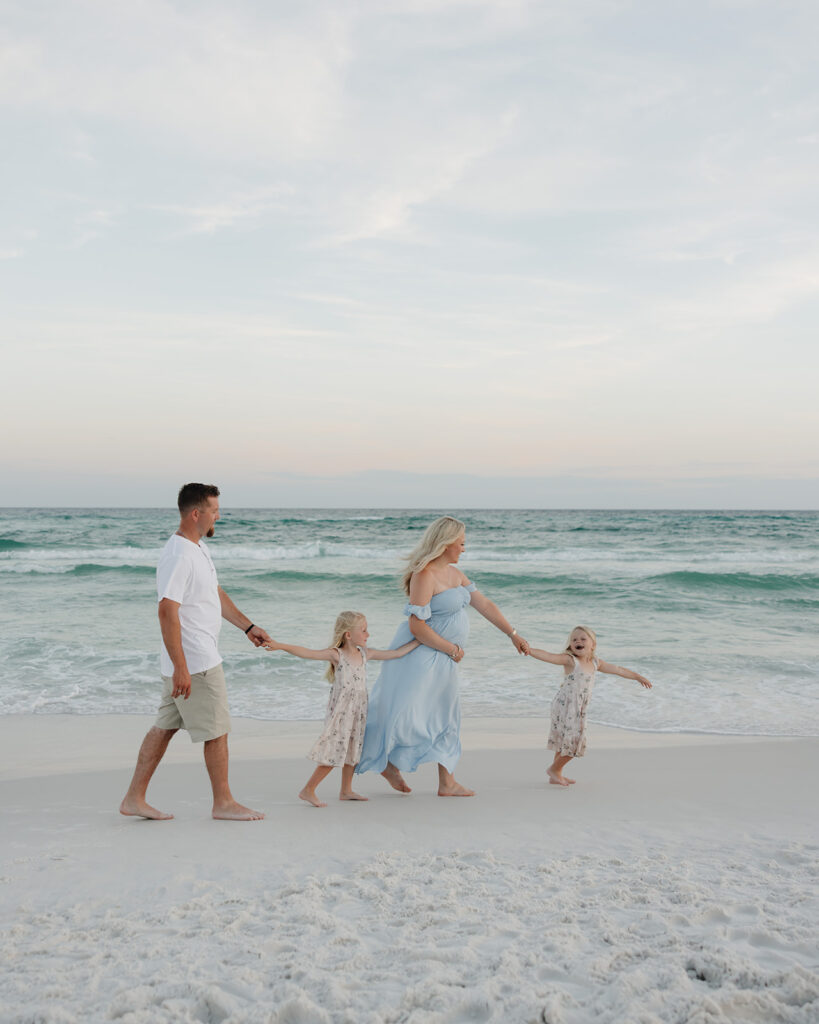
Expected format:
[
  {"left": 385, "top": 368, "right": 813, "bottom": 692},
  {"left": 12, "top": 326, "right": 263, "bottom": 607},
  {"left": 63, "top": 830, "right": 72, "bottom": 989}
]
[
  {"left": 382, "top": 764, "right": 411, "bottom": 793},
  {"left": 119, "top": 797, "right": 173, "bottom": 820},
  {"left": 340, "top": 790, "right": 369, "bottom": 801},
  {"left": 564, "top": 776, "right": 576, "bottom": 784},
  {"left": 547, "top": 767, "right": 570, "bottom": 787},
  {"left": 298, "top": 787, "right": 327, "bottom": 808},
  {"left": 438, "top": 781, "right": 475, "bottom": 797},
  {"left": 213, "top": 800, "right": 265, "bottom": 820}
]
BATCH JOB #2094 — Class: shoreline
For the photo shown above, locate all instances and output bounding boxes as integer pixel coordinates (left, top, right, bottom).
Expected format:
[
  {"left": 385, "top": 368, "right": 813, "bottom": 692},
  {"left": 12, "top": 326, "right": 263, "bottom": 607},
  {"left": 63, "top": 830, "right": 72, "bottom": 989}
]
[{"left": 0, "top": 712, "right": 790, "bottom": 782}]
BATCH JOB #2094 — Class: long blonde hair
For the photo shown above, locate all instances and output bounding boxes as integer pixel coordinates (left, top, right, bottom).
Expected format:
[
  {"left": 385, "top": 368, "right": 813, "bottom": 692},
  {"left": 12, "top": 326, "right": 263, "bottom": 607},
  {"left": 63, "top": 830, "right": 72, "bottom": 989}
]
[
  {"left": 401, "top": 516, "right": 466, "bottom": 595},
  {"left": 325, "top": 610, "right": 365, "bottom": 682},
  {"left": 564, "top": 625, "right": 597, "bottom": 659}
]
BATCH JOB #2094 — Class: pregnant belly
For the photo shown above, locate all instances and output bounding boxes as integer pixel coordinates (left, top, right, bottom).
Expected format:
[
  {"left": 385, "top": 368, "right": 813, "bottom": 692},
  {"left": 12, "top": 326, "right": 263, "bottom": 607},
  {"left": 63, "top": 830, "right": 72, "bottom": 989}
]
[{"left": 429, "top": 611, "right": 469, "bottom": 646}]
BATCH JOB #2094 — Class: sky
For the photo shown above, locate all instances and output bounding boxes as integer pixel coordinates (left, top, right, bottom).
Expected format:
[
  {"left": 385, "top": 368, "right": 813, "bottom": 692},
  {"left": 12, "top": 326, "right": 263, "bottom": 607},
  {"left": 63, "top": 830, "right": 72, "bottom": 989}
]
[{"left": 2, "top": 0, "right": 818, "bottom": 508}]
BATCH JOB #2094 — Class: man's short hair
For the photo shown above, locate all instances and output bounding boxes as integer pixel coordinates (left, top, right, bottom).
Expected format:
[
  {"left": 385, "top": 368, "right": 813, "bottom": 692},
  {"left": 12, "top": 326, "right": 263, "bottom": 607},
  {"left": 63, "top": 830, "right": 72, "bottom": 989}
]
[{"left": 177, "top": 483, "right": 220, "bottom": 516}]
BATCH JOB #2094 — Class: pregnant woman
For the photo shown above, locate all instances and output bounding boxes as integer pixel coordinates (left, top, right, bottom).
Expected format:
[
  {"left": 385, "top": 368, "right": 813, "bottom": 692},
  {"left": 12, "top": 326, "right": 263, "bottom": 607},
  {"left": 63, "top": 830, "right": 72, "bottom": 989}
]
[{"left": 357, "top": 516, "right": 529, "bottom": 796}]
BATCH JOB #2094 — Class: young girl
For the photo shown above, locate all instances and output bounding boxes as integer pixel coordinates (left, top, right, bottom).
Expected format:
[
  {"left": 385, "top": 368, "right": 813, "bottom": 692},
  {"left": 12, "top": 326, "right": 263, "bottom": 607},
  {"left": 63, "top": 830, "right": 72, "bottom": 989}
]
[
  {"left": 265, "top": 612, "right": 418, "bottom": 807},
  {"left": 527, "top": 626, "right": 652, "bottom": 787}
]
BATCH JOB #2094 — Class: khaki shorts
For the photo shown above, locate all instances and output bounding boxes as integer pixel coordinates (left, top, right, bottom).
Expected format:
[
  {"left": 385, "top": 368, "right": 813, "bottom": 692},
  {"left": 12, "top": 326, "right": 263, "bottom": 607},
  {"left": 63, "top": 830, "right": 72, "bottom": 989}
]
[{"left": 155, "top": 663, "right": 232, "bottom": 743}]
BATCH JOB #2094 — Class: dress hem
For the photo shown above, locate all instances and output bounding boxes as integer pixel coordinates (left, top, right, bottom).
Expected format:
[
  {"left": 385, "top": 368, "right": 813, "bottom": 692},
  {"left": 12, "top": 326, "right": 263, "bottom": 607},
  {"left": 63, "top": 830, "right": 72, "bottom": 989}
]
[
  {"left": 547, "top": 741, "right": 586, "bottom": 757},
  {"left": 308, "top": 754, "right": 359, "bottom": 767}
]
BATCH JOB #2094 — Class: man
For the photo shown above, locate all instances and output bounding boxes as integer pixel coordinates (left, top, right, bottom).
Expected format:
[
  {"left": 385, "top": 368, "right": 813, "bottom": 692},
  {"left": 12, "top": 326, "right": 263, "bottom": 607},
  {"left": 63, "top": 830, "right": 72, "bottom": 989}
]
[{"left": 119, "top": 483, "right": 271, "bottom": 821}]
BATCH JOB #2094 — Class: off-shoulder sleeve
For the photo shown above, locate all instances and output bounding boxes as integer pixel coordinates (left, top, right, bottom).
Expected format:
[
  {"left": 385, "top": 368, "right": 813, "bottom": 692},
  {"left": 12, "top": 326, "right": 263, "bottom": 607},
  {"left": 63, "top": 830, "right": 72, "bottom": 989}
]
[
  {"left": 464, "top": 582, "right": 477, "bottom": 593},
  {"left": 404, "top": 602, "right": 432, "bottom": 621}
]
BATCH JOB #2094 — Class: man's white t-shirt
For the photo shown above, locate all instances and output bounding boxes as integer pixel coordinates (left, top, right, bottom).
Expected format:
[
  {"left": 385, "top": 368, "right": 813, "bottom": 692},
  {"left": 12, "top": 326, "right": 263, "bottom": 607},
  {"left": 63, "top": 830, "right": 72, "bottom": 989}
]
[{"left": 156, "top": 534, "right": 222, "bottom": 677}]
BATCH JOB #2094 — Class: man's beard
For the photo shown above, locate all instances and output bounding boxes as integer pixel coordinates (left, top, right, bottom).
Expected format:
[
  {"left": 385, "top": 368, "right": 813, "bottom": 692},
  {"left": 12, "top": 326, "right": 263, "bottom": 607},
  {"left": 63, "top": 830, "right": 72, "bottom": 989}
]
[{"left": 207, "top": 527, "right": 215, "bottom": 537}]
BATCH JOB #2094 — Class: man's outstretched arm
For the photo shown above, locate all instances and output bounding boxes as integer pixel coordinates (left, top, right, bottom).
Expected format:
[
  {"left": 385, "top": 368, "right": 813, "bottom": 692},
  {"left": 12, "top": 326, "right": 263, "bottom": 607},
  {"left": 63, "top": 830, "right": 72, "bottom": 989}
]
[{"left": 218, "top": 587, "right": 272, "bottom": 647}]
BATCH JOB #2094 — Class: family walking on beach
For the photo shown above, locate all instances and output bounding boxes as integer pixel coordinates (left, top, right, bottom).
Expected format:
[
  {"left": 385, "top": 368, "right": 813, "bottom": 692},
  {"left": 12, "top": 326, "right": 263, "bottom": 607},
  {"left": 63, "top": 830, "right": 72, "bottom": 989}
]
[{"left": 120, "top": 484, "right": 652, "bottom": 821}]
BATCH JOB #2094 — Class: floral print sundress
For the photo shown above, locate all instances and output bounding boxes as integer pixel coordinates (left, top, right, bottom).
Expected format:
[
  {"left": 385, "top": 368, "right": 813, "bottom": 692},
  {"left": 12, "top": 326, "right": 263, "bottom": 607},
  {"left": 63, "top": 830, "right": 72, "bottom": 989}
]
[
  {"left": 308, "top": 646, "right": 369, "bottom": 767},
  {"left": 547, "top": 655, "right": 598, "bottom": 758}
]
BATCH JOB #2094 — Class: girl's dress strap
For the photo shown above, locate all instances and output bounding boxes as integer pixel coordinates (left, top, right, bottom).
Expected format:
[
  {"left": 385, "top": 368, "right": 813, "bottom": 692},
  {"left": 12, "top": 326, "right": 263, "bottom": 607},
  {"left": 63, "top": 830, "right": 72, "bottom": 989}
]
[
  {"left": 357, "top": 644, "right": 367, "bottom": 663},
  {"left": 404, "top": 602, "right": 431, "bottom": 621}
]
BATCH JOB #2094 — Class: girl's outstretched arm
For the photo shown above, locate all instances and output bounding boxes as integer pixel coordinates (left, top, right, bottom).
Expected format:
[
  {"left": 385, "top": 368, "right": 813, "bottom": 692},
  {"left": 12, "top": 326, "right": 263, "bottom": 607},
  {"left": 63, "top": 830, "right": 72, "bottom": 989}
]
[
  {"left": 527, "top": 647, "right": 573, "bottom": 667},
  {"left": 366, "top": 640, "right": 420, "bottom": 661},
  {"left": 597, "top": 659, "right": 652, "bottom": 688},
  {"left": 264, "top": 640, "right": 339, "bottom": 665}
]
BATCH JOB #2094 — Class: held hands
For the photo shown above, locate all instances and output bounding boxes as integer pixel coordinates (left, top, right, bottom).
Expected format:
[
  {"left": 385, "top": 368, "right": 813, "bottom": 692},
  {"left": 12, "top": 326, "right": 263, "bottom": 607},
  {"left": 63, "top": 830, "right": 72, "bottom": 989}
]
[
  {"left": 246, "top": 625, "right": 272, "bottom": 648},
  {"left": 262, "top": 639, "right": 280, "bottom": 651},
  {"left": 510, "top": 632, "right": 529, "bottom": 655}
]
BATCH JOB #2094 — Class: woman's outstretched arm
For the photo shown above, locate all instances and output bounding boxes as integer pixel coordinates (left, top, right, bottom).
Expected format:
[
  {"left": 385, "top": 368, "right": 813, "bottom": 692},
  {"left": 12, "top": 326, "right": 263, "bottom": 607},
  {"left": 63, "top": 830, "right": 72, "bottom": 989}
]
[{"left": 468, "top": 589, "right": 529, "bottom": 654}]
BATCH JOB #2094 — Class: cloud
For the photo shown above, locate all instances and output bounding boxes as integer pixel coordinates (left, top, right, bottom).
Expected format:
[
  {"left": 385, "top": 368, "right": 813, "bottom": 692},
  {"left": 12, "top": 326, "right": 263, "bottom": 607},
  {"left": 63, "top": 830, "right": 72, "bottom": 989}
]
[
  {"left": 323, "top": 124, "right": 515, "bottom": 244},
  {"left": 152, "top": 186, "right": 294, "bottom": 235},
  {"left": 71, "top": 206, "right": 119, "bottom": 248},
  {"left": 0, "top": 3, "right": 351, "bottom": 158},
  {"left": 636, "top": 251, "right": 819, "bottom": 335}
]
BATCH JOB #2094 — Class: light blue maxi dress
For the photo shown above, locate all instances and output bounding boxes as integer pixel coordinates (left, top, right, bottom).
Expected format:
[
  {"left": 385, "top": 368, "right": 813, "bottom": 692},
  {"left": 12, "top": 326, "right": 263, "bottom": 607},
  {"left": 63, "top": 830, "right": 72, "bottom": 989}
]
[{"left": 357, "top": 583, "right": 476, "bottom": 775}]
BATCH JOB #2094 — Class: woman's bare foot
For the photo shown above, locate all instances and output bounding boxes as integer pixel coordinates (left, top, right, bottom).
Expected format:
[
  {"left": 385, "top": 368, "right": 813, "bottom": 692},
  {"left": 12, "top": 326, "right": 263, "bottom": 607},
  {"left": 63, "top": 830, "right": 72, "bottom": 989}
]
[
  {"left": 382, "top": 764, "right": 411, "bottom": 793},
  {"left": 564, "top": 776, "right": 576, "bottom": 784},
  {"left": 547, "top": 767, "right": 570, "bottom": 787},
  {"left": 438, "top": 781, "right": 475, "bottom": 797},
  {"left": 212, "top": 800, "right": 265, "bottom": 820},
  {"left": 340, "top": 790, "right": 369, "bottom": 801},
  {"left": 119, "top": 797, "right": 173, "bottom": 820},
  {"left": 298, "top": 787, "right": 327, "bottom": 808}
]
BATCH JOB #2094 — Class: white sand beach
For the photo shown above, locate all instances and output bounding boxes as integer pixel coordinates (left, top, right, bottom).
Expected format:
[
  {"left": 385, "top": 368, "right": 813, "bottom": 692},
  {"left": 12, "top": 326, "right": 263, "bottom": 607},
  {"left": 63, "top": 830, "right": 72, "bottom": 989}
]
[{"left": 1, "top": 716, "right": 817, "bottom": 1023}]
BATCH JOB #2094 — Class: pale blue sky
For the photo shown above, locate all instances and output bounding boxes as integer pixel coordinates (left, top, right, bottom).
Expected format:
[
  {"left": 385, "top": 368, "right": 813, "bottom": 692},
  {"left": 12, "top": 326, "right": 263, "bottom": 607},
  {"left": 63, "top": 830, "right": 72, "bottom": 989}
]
[{"left": 2, "top": 0, "right": 818, "bottom": 507}]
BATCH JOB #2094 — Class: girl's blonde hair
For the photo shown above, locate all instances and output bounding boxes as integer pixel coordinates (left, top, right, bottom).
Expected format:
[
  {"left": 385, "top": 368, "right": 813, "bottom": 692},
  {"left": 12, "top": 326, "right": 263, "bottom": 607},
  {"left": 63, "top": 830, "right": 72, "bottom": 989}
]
[
  {"left": 564, "top": 625, "right": 597, "bottom": 658},
  {"left": 325, "top": 610, "right": 365, "bottom": 682},
  {"left": 401, "top": 516, "right": 466, "bottom": 595}
]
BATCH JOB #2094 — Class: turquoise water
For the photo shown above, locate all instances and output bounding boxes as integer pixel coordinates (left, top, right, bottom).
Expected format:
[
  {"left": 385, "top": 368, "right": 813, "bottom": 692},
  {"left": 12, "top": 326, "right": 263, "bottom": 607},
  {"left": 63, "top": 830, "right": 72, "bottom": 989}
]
[{"left": 1, "top": 508, "right": 817, "bottom": 736}]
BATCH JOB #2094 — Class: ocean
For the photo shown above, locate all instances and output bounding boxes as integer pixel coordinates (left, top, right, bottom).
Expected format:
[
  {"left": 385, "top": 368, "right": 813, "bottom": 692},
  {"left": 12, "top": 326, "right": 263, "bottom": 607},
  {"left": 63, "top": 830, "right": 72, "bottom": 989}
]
[{"left": 1, "top": 508, "right": 817, "bottom": 737}]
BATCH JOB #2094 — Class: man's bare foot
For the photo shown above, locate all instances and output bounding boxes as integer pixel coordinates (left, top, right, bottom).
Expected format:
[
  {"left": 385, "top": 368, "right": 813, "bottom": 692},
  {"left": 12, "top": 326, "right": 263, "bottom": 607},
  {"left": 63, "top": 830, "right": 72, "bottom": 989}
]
[
  {"left": 547, "top": 767, "right": 570, "bottom": 787},
  {"left": 119, "top": 797, "right": 173, "bottom": 820},
  {"left": 438, "top": 781, "right": 475, "bottom": 797},
  {"left": 382, "top": 764, "right": 411, "bottom": 793},
  {"left": 298, "top": 788, "right": 327, "bottom": 808},
  {"left": 340, "top": 790, "right": 369, "bottom": 801},
  {"left": 212, "top": 800, "right": 265, "bottom": 820}
]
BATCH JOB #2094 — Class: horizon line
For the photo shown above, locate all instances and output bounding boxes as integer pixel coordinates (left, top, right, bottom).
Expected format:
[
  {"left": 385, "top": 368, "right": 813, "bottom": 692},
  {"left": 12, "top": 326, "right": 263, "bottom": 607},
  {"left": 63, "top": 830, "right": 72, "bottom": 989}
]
[{"left": 1, "top": 506, "right": 816, "bottom": 513}]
